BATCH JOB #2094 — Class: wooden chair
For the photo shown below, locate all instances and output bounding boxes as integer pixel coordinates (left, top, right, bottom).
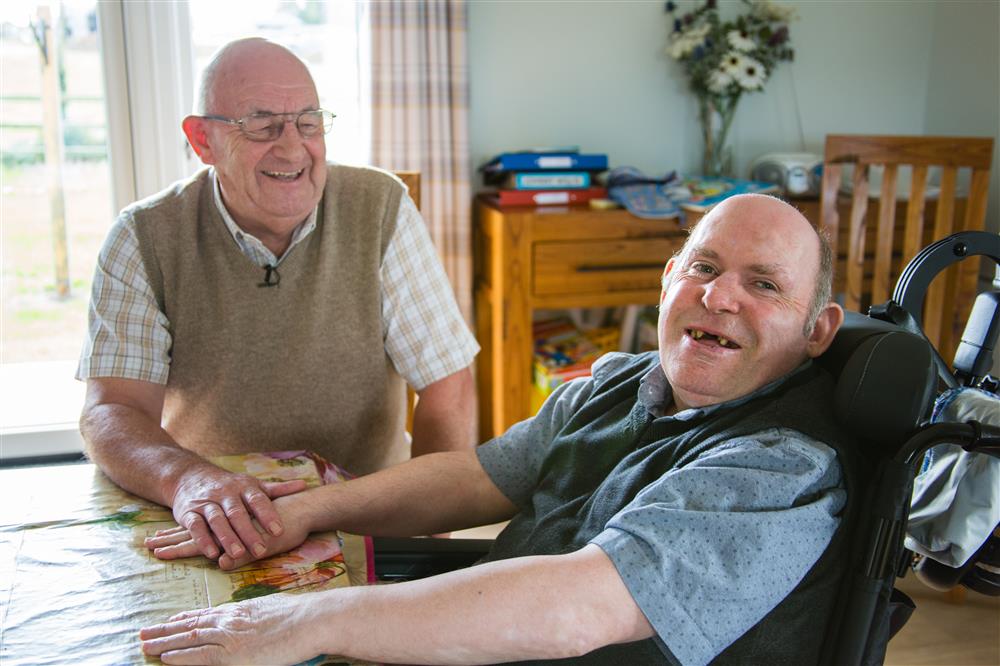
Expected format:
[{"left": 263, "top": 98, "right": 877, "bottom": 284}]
[
  {"left": 395, "top": 171, "right": 420, "bottom": 209},
  {"left": 819, "top": 135, "right": 994, "bottom": 359},
  {"left": 393, "top": 171, "right": 421, "bottom": 432}
]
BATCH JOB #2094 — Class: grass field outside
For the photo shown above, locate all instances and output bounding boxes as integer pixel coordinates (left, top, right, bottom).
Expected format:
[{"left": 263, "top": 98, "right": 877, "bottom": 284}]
[
  {"left": 1, "top": 160, "right": 113, "bottom": 364},
  {"left": 2, "top": 20, "right": 112, "bottom": 367}
]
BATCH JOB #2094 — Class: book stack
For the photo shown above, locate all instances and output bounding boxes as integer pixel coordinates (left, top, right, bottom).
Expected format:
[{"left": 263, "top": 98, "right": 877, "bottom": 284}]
[
  {"left": 531, "top": 317, "right": 605, "bottom": 412},
  {"left": 481, "top": 148, "right": 609, "bottom": 207}
]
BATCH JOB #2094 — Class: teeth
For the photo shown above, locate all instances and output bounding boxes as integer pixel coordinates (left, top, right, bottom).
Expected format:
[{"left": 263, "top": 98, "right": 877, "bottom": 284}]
[
  {"left": 690, "top": 329, "right": 734, "bottom": 348},
  {"left": 263, "top": 169, "right": 302, "bottom": 178}
]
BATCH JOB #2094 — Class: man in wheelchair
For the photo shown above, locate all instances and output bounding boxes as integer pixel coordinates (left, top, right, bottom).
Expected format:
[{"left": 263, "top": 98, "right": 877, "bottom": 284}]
[{"left": 140, "top": 194, "right": 852, "bottom": 665}]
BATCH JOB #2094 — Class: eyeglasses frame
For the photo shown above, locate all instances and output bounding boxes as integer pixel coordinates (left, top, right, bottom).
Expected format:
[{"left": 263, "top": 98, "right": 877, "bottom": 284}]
[{"left": 200, "top": 109, "right": 336, "bottom": 142}]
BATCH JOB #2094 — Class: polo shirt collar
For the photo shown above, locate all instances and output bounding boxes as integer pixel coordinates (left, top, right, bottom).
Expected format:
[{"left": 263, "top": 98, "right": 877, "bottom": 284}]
[{"left": 637, "top": 358, "right": 816, "bottom": 422}]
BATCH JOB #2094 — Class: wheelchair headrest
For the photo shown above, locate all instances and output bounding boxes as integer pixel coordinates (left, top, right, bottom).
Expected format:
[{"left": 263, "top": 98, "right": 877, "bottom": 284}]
[{"left": 817, "top": 311, "right": 936, "bottom": 455}]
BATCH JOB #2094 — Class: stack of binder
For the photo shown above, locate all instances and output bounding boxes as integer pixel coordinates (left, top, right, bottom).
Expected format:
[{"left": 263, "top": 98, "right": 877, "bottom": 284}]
[{"left": 481, "top": 149, "right": 609, "bottom": 207}]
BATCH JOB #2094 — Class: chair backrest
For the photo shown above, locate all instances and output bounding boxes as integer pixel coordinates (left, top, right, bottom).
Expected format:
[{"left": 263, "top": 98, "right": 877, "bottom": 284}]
[
  {"left": 814, "top": 310, "right": 938, "bottom": 666},
  {"left": 395, "top": 171, "right": 421, "bottom": 209},
  {"left": 819, "top": 135, "right": 994, "bottom": 361}
]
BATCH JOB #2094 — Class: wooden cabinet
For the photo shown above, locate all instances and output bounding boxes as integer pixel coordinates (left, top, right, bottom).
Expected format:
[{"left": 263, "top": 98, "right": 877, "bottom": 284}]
[{"left": 473, "top": 196, "right": 687, "bottom": 441}]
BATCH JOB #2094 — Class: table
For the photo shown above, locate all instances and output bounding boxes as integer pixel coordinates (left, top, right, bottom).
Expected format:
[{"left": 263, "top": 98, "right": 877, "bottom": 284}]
[
  {"left": 473, "top": 196, "right": 688, "bottom": 440},
  {"left": 0, "top": 453, "right": 372, "bottom": 665}
]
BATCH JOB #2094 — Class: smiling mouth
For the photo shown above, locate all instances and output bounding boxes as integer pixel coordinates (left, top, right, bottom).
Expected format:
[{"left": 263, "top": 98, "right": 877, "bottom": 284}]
[
  {"left": 262, "top": 168, "right": 305, "bottom": 181},
  {"left": 687, "top": 328, "right": 741, "bottom": 349}
]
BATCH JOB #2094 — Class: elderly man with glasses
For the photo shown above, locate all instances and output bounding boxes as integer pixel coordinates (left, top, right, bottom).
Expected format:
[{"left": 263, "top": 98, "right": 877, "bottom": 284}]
[{"left": 77, "top": 38, "right": 478, "bottom": 564}]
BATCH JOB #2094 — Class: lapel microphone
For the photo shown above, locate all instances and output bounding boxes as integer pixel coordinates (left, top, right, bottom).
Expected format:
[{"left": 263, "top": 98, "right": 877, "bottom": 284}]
[{"left": 258, "top": 264, "right": 281, "bottom": 288}]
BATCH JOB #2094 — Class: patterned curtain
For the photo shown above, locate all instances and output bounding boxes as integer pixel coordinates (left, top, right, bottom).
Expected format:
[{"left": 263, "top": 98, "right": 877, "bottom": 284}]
[{"left": 370, "top": 0, "right": 473, "bottom": 322}]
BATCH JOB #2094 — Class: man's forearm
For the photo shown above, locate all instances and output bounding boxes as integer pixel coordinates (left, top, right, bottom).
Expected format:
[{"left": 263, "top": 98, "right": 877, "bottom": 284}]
[
  {"left": 410, "top": 368, "right": 477, "bottom": 457},
  {"left": 80, "top": 401, "right": 207, "bottom": 507},
  {"left": 305, "top": 545, "right": 654, "bottom": 664},
  {"left": 294, "top": 450, "right": 515, "bottom": 537}
]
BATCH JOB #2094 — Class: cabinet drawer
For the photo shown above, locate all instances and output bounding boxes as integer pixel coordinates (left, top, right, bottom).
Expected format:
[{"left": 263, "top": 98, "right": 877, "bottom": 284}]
[{"left": 533, "top": 238, "right": 681, "bottom": 296}]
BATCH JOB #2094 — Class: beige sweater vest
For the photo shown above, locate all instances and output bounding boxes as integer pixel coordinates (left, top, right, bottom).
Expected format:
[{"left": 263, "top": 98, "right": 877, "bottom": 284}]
[{"left": 130, "top": 165, "right": 407, "bottom": 475}]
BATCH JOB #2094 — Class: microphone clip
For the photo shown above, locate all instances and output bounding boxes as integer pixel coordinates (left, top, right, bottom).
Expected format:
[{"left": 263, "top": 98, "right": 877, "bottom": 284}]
[{"left": 258, "top": 264, "right": 281, "bottom": 288}]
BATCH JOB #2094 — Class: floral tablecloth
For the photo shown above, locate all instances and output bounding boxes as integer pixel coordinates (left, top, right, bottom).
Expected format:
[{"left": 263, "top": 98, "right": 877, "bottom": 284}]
[{"left": 0, "top": 451, "right": 372, "bottom": 665}]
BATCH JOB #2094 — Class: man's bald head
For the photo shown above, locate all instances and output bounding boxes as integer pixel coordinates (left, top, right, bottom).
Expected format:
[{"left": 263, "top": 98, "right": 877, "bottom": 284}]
[
  {"left": 671, "top": 194, "right": 834, "bottom": 334},
  {"left": 657, "top": 193, "right": 844, "bottom": 411},
  {"left": 194, "top": 38, "right": 316, "bottom": 116}
]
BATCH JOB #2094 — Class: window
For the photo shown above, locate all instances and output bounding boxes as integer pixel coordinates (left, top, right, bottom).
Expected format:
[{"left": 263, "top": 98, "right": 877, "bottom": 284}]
[{"left": 1, "top": 2, "right": 111, "bottom": 452}]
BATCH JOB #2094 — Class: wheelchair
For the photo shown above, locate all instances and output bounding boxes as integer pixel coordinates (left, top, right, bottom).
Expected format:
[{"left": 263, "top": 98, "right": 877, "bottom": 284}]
[
  {"left": 819, "top": 230, "right": 1000, "bottom": 665},
  {"left": 373, "top": 231, "right": 1000, "bottom": 666}
]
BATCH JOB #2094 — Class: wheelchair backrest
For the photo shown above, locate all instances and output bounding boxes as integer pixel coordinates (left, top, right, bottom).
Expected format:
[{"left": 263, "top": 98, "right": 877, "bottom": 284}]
[{"left": 817, "top": 311, "right": 937, "bottom": 455}]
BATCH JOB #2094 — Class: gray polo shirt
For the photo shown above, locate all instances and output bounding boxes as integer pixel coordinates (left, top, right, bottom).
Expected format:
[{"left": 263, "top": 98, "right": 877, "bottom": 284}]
[{"left": 477, "top": 352, "right": 845, "bottom": 666}]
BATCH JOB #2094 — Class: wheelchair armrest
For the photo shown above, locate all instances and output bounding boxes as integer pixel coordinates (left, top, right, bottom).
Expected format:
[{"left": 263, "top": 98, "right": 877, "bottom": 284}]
[{"left": 372, "top": 536, "right": 493, "bottom": 581}]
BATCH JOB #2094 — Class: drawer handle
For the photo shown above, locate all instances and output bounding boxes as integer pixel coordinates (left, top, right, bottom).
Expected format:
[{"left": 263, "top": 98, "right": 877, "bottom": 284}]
[{"left": 577, "top": 263, "right": 664, "bottom": 272}]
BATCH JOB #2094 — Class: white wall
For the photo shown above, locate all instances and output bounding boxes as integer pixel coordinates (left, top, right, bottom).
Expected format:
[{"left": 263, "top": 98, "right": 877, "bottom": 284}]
[
  {"left": 734, "top": 0, "right": 934, "bottom": 169},
  {"left": 469, "top": 1, "right": 688, "bottom": 180},
  {"left": 923, "top": 0, "right": 1000, "bottom": 235},
  {"left": 468, "top": 0, "right": 998, "bottom": 232}
]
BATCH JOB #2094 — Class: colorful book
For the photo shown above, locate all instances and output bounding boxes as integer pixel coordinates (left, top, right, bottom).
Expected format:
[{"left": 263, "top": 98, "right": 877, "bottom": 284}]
[
  {"left": 672, "top": 176, "right": 779, "bottom": 212},
  {"left": 503, "top": 171, "right": 591, "bottom": 190},
  {"left": 533, "top": 318, "right": 604, "bottom": 395},
  {"left": 491, "top": 186, "right": 608, "bottom": 207},
  {"left": 482, "top": 151, "right": 609, "bottom": 175}
]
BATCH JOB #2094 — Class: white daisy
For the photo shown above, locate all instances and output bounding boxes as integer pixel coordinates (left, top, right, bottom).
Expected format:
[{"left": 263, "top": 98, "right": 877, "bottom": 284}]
[
  {"left": 720, "top": 51, "right": 746, "bottom": 74},
  {"left": 708, "top": 67, "right": 734, "bottom": 93},
  {"left": 727, "top": 30, "right": 756, "bottom": 52},
  {"left": 735, "top": 57, "right": 767, "bottom": 90}
]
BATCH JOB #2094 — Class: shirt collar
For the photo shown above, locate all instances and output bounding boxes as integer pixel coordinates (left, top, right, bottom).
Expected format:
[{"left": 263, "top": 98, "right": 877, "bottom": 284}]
[
  {"left": 210, "top": 168, "right": 318, "bottom": 267},
  {"left": 637, "top": 359, "right": 816, "bottom": 422}
]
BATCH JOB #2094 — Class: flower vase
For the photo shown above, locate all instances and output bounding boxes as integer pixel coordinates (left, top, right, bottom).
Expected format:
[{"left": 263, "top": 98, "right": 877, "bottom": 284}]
[{"left": 698, "top": 95, "right": 738, "bottom": 178}]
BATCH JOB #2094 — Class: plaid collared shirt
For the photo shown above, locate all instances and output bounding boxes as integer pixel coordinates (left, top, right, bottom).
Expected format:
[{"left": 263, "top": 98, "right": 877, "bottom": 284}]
[{"left": 77, "top": 169, "right": 478, "bottom": 390}]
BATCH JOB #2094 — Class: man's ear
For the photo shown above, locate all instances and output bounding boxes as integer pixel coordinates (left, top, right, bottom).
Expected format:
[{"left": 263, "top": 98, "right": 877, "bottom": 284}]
[
  {"left": 660, "top": 258, "right": 676, "bottom": 304},
  {"left": 806, "top": 303, "right": 845, "bottom": 358},
  {"left": 181, "top": 116, "right": 215, "bottom": 165}
]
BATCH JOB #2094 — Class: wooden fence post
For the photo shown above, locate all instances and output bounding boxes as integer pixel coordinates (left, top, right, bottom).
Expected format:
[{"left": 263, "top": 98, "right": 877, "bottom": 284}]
[{"left": 36, "top": 5, "right": 70, "bottom": 300}]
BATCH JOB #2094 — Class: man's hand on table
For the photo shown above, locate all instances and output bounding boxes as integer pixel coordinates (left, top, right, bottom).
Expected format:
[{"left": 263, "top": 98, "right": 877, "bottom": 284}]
[
  {"left": 146, "top": 492, "right": 312, "bottom": 569},
  {"left": 140, "top": 590, "right": 319, "bottom": 665},
  {"left": 154, "top": 467, "right": 307, "bottom": 563}
]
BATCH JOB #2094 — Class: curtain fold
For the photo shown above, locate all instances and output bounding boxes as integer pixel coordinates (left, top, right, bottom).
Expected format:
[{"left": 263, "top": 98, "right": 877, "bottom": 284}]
[{"left": 370, "top": 0, "right": 473, "bottom": 322}]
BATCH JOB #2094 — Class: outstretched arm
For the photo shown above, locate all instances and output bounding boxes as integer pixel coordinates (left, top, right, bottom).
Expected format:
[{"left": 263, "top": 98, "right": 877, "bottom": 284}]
[
  {"left": 81, "top": 377, "right": 304, "bottom": 562},
  {"left": 141, "top": 544, "right": 654, "bottom": 665}
]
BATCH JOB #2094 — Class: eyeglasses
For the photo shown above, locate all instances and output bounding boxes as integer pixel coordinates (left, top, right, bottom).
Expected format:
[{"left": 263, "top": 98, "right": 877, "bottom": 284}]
[{"left": 201, "top": 109, "right": 336, "bottom": 141}]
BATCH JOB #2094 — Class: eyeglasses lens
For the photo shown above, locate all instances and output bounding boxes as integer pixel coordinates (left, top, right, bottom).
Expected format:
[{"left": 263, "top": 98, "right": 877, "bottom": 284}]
[{"left": 239, "top": 111, "right": 332, "bottom": 141}]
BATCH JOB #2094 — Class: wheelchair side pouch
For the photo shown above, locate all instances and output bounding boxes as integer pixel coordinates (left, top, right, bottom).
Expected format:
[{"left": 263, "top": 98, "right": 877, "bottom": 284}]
[{"left": 862, "top": 585, "right": 916, "bottom": 666}]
